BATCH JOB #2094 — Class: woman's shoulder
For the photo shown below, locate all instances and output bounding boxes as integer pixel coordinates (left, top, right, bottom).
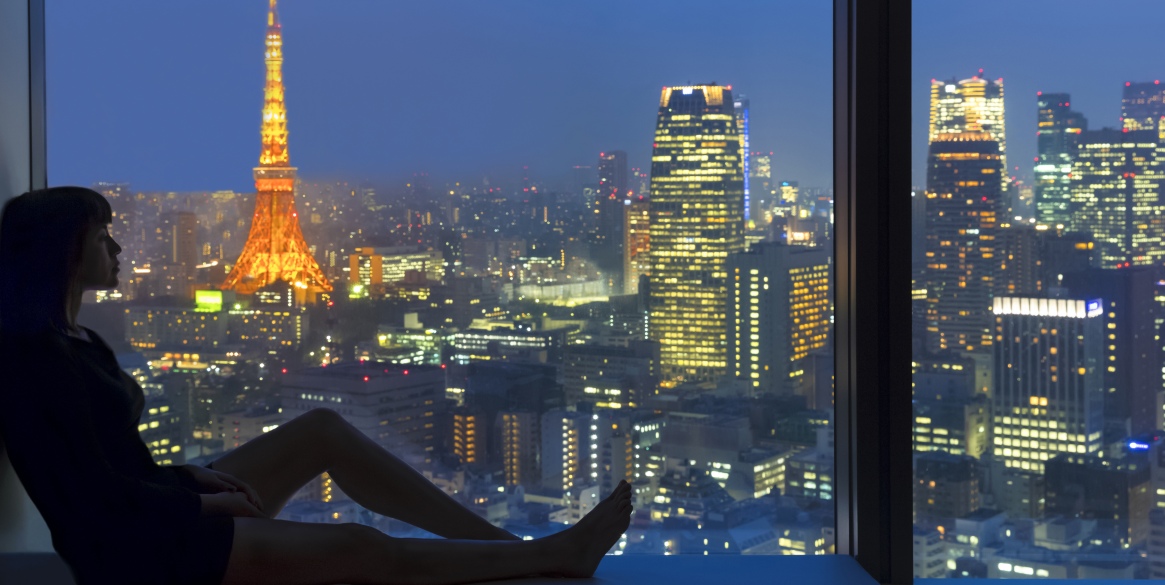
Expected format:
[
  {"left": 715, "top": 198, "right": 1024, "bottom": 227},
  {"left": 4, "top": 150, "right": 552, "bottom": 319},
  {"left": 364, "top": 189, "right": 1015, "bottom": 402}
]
[
  {"left": 0, "top": 329, "right": 68, "bottom": 352},
  {"left": 0, "top": 330, "right": 82, "bottom": 377}
]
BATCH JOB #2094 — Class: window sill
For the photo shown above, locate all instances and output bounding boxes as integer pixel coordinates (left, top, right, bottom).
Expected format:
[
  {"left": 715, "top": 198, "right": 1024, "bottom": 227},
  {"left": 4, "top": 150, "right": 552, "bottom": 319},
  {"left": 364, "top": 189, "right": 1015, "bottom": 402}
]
[{"left": 2, "top": 552, "right": 877, "bottom": 585}]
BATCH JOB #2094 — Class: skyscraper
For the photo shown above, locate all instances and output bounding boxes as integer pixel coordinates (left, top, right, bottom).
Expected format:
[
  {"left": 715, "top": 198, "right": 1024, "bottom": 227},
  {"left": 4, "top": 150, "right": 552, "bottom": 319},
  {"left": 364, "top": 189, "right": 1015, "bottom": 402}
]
[
  {"left": 1069, "top": 129, "right": 1165, "bottom": 267},
  {"left": 595, "top": 151, "right": 629, "bottom": 291},
  {"left": 726, "top": 242, "right": 831, "bottom": 396},
  {"left": 734, "top": 94, "right": 751, "bottom": 222},
  {"left": 1060, "top": 267, "right": 1165, "bottom": 435},
  {"left": 649, "top": 85, "right": 746, "bottom": 381},
  {"left": 991, "top": 297, "right": 1104, "bottom": 474},
  {"left": 751, "top": 151, "right": 774, "bottom": 222},
  {"left": 1121, "top": 81, "right": 1165, "bottom": 132},
  {"left": 500, "top": 410, "right": 541, "bottom": 488},
  {"left": 1034, "top": 93, "right": 1087, "bottom": 227},
  {"left": 930, "top": 74, "right": 1008, "bottom": 190},
  {"left": 223, "top": 0, "right": 332, "bottom": 302},
  {"left": 924, "top": 133, "right": 1003, "bottom": 355},
  {"left": 623, "top": 195, "right": 650, "bottom": 295}
]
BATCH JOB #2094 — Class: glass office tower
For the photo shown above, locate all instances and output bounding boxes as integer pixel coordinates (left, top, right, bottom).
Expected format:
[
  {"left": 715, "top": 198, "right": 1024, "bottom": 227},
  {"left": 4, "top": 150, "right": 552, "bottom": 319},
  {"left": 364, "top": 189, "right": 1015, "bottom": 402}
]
[
  {"left": 924, "top": 132, "right": 1003, "bottom": 357},
  {"left": 1069, "top": 128, "right": 1165, "bottom": 267},
  {"left": 649, "top": 85, "right": 746, "bottom": 381},
  {"left": 1121, "top": 81, "right": 1165, "bottom": 131},
  {"left": 733, "top": 95, "right": 751, "bottom": 222},
  {"left": 1034, "top": 93, "right": 1087, "bottom": 227},
  {"left": 930, "top": 75, "right": 1008, "bottom": 192}
]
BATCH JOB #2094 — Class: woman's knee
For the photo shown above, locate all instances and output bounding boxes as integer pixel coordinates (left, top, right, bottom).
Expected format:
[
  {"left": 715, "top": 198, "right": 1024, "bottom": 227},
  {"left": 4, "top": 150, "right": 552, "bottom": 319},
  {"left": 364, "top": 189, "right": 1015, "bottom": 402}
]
[{"left": 303, "top": 407, "right": 345, "bottom": 428}]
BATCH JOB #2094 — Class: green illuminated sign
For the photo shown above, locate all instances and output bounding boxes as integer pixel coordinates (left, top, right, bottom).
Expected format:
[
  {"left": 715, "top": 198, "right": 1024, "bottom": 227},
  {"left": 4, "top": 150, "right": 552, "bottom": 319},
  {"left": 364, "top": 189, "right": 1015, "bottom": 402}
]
[{"left": 195, "top": 290, "right": 223, "bottom": 312}]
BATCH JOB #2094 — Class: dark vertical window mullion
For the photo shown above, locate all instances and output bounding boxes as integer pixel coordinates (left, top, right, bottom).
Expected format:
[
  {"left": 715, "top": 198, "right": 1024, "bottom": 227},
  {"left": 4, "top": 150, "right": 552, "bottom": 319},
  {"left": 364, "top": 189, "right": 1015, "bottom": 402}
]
[
  {"left": 834, "top": 0, "right": 912, "bottom": 583},
  {"left": 28, "top": 0, "right": 46, "bottom": 190}
]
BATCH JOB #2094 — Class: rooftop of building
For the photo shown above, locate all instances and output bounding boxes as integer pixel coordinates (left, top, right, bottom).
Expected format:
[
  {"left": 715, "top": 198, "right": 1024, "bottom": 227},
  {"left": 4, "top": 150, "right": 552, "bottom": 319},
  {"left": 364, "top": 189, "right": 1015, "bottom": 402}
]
[
  {"left": 285, "top": 361, "right": 442, "bottom": 383},
  {"left": 962, "top": 507, "right": 1006, "bottom": 522}
]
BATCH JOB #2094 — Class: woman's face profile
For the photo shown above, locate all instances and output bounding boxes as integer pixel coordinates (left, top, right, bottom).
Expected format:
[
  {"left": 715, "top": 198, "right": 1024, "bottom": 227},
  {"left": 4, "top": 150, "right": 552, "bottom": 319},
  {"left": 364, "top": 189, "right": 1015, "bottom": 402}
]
[{"left": 75, "top": 223, "right": 121, "bottom": 291}]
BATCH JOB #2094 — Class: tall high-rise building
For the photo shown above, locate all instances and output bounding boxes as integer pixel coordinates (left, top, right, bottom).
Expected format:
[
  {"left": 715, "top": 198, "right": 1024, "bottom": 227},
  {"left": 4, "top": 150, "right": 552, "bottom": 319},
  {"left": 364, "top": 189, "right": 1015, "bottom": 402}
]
[
  {"left": 223, "top": 0, "right": 332, "bottom": 302},
  {"left": 924, "top": 133, "right": 1003, "bottom": 355},
  {"left": 751, "top": 151, "right": 774, "bottom": 222},
  {"left": 541, "top": 409, "right": 590, "bottom": 491},
  {"left": 1036, "top": 229, "right": 1097, "bottom": 292},
  {"left": 1069, "top": 128, "right": 1165, "bottom": 268},
  {"left": 733, "top": 95, "right": 751, "bottom": 222},
  {"left": 500, "top": 410, "right": 540, "bottom": 488},
  {"left": 1121, "top": 81, "right": 1165, "bottom": 132},
  {"left": 623, "top": 195, "right": 650, "bottom": 295},
  {"left": 595, "top": 151, "right": 629, "bottom": 292},
  {"left": 726, "top": 243, "right": 831, "bottom": 396},
  {"left": 930, "top": 74, "right": 1008, "bottom": 190},
  {"left": 649, "top": 85, "right": 746, "bottom": 381},
  {"left": 162, "top": 211, "right": 199, "bottom": 270},
  {"left": 452, "top": 407, "right": 484, "bottom": 467},
  {"left": 1034, "top": 93, "right": 1087, "bottom": 227},
  {"left": 1060, "top": 267, "right": 1165, "bottom": 435},
  {"left": 994, "top": 223, "right": 1040, "bottom": 297},
  {"left": 598, "top": 150, "right": 629, "bottom": 198},
  {"left": 992, "top": 297, "right": 1104, "bottom": 474}
]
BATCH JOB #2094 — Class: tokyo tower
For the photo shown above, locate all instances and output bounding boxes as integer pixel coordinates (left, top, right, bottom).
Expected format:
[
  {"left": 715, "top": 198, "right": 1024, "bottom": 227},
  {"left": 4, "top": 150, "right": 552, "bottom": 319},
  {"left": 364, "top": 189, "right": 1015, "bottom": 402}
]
[{"left": 222, "top": 0, "right": 332, "bottom": 298}]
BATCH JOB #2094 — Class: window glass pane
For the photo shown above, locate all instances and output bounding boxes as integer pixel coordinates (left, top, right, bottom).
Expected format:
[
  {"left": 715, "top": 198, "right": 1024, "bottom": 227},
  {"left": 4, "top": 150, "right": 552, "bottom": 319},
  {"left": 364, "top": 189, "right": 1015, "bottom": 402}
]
[
  {"left": 913, "top": 0, "right": 1165, "bottom": 579},
  {"left": 47, "top": 0, "right": 832, "bottom": 560}
]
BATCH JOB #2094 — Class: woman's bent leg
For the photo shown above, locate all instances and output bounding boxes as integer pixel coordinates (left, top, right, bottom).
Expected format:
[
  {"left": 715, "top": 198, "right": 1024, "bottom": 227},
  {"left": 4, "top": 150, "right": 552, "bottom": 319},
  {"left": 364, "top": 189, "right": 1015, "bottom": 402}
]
[{"left": 208, "top": 408, "right": 515, "bottom": 540}]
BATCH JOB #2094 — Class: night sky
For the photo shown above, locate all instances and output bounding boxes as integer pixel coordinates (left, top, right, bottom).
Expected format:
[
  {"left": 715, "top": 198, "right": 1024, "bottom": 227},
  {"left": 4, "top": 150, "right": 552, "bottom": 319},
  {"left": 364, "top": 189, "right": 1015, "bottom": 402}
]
[
  {"left": 47, "top": 1, "right": 1165, "bottom": 194},
  {"left": 47, "top": 0, "right": 831, "bottom": 192},
  {"left": 912, "top": 0, "right": 1165, "bottom": 190}
]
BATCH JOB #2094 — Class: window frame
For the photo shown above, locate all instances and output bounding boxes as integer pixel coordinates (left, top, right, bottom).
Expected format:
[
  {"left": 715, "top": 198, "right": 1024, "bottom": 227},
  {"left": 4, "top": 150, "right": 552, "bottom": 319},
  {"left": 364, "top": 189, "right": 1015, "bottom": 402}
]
[
  {"left": 3, "top": 0, "right": 913, "bottom": 582},
  {"left": 833, "top": 0, "right": 912, "bottom": 583}
]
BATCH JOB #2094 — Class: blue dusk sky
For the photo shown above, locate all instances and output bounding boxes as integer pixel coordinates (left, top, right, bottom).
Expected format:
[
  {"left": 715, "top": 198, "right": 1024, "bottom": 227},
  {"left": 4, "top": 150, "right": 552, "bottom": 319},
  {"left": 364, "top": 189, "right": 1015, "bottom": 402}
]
[
  {"left": 46, "top": 1, "right": 1165, "bottom": 194},
  {"left": 47, "top": 0, "right": 831, "bottom": 192}
]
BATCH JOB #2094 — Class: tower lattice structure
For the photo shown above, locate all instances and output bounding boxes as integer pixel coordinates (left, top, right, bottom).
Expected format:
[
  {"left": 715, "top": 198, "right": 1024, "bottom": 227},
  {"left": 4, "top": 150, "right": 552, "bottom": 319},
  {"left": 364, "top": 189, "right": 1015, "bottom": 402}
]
[{"left": 222, "top": 0, "right": 332, "bottom": 297}]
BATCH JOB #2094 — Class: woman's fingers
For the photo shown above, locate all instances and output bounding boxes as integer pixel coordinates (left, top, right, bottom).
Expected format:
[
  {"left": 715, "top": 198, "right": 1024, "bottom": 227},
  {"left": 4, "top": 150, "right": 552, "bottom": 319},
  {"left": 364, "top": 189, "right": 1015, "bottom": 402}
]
[
  {"left": 232, "top": 492, "right": 266, "bottom": 518},
  {"left": 241, "top": 483, "right": 263, "bottom": 511},
  {"left": 219, "top": 474, "right": 264, "bottom": 511}
]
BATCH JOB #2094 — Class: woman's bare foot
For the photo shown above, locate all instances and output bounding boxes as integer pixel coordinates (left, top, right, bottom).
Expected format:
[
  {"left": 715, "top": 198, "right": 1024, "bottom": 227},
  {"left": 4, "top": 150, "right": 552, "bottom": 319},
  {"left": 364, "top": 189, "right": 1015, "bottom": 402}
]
[{"left": 543, "top": 480, "right": 634, "bottom": 578}]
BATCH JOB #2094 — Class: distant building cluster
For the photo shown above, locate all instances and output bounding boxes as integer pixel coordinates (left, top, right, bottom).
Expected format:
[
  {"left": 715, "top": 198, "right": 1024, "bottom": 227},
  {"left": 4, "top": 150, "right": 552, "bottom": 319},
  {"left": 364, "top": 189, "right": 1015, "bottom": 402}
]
[
  {"left": 914, "top": 71, "right": 1165, "bottom": 578},
  {"left": 80, "top": 1, "right": 848, "bottom": 562}
]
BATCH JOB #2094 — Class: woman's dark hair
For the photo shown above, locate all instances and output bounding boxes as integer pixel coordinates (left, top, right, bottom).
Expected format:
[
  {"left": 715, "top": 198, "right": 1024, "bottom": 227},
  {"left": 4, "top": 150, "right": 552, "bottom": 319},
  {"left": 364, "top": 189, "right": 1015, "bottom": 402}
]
[{"left": 0, "top": 187, "right": 112, "bottom": 340}]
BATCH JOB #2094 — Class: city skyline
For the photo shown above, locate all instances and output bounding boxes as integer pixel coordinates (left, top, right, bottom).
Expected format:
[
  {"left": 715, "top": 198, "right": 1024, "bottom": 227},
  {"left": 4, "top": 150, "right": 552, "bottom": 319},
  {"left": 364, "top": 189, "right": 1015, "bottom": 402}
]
[
  {"left": 46, "top": 0, "right": 831, "bottom": 192},
  {"left": 912, "top": 0, "right": 1165, "bottom": 189},
  {"left": 46, "top": 1, "right": 1165, "bottom": 195}
]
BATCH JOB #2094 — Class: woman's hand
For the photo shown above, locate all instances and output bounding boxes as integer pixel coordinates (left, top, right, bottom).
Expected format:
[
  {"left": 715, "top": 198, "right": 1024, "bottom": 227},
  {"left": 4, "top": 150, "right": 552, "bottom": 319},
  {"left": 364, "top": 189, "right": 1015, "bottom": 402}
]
[
  {"left": 179, "top": 465, "right": 264, "bottom": 512},
  {"left": 200, "top": 492, "right": 266, "bottom": 518}
]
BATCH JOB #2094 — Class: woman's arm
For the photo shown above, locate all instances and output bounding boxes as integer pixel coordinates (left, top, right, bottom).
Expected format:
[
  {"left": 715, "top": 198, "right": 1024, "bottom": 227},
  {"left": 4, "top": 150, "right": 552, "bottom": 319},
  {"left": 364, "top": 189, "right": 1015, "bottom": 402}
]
[{"left": 0, "top": 348, "right": 203, "bottom": 529}]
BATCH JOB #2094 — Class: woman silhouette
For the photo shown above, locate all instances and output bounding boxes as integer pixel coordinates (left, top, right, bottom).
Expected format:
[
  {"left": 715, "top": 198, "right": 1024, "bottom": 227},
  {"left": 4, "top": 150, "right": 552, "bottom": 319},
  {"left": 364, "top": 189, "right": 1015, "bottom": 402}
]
[{"left": 0, "top": 187, "right": 632, "bottom": 585}]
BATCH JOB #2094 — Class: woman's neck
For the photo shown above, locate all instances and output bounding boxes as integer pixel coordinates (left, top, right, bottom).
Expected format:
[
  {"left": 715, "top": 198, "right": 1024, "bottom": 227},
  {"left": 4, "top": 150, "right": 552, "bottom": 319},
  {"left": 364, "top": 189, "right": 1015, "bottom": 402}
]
[{"left": 65, "top": 284, "right": 83, "bottom": 331}]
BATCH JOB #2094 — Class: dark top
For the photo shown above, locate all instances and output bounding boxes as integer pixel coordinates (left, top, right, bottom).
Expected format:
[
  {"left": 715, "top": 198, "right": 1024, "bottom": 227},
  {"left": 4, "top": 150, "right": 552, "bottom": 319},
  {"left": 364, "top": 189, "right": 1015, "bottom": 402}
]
[{"left": 0, "top": 326, "right": 231, "bottom": 585}]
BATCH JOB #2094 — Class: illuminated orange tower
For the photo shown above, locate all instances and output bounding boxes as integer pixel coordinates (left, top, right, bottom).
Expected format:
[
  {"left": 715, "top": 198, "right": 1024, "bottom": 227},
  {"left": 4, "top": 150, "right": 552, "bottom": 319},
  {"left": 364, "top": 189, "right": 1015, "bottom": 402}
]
[{"left": 222, "top": 0, "right": 332, "bottom": 299}]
